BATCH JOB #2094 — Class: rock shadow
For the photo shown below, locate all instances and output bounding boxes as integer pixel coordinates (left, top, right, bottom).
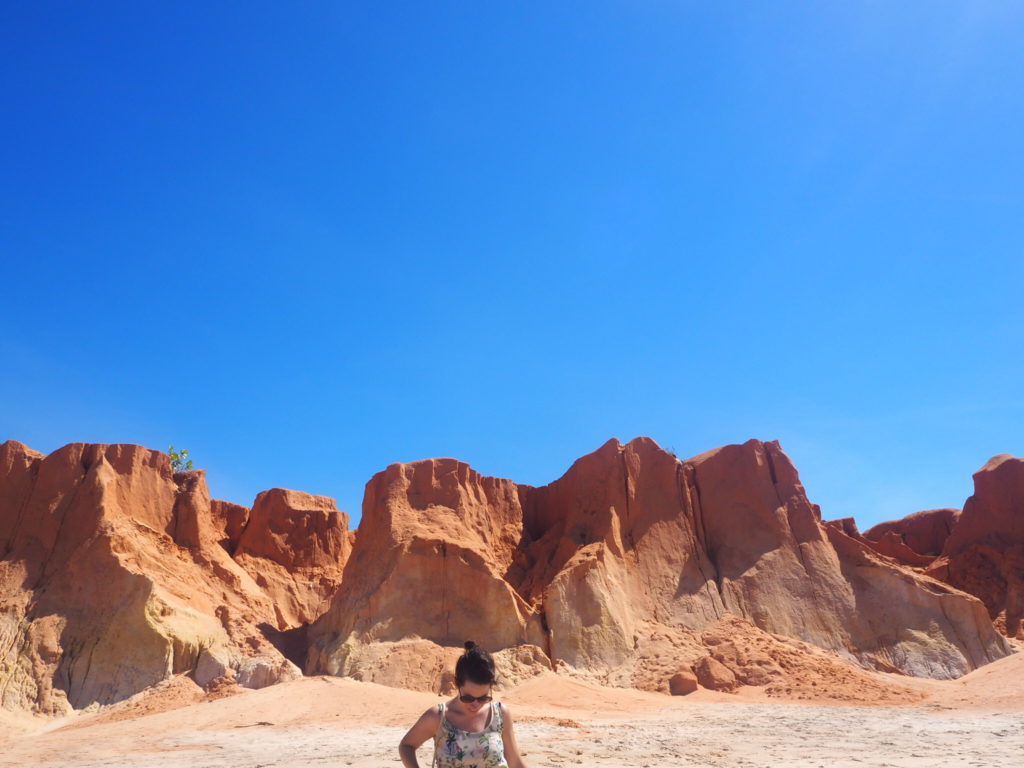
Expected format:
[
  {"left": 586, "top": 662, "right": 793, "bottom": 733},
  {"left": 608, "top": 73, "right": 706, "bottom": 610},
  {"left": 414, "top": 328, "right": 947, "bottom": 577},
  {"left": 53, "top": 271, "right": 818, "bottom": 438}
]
[{"left": 257, "top": 622, "right": 309, "bottom": 670}]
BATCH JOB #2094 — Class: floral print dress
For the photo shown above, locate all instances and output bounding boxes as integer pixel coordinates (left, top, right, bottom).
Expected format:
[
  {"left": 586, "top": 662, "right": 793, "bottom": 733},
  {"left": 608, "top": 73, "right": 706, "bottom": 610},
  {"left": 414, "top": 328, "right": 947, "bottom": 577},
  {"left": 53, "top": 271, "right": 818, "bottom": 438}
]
[{"left": 433, "top": 701, "right": 508, "bottom": 768}]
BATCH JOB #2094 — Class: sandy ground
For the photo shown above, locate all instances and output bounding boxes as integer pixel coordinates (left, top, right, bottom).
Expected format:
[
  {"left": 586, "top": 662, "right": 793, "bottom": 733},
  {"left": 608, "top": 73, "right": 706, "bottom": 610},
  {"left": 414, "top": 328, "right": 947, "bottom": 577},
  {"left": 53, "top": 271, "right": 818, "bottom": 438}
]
[{"left": 1, "top": 651, "right": 1021, "bottom": 768}]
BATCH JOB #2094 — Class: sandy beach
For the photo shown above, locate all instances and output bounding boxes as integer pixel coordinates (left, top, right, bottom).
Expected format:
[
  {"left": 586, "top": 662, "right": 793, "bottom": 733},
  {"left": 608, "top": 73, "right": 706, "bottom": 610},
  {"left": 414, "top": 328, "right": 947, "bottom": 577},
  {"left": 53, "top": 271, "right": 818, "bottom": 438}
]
[{"left": 2, "top": 650, "right": 1020, "bottom": 768}]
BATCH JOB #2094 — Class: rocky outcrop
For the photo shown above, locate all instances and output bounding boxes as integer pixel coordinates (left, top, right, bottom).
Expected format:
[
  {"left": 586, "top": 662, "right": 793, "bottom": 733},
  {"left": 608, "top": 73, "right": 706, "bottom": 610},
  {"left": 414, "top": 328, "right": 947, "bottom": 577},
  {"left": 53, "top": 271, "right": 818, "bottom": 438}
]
[
  {"left": 928, "top": 455, "right": 1024, "bottom": 638},
  {"left": 210, "top": 499, "right": 249, "bottom": 553},
  {"left": 305, "top": 458, "right": 548, "bottom": 689},
  {"left": 3, "top": 436, "right": 1016, "bottom": 715},
  {"left": 864, "top": 508, "right": 961, "bottom": 559},
  {"left": 847, "top": 507, "right": 962, "bottom": 569},
  {"left": 668, "top": 666, "right": 697, "bottom": 695},
  {"left": 826, "top": 517, "right": 934, "bottom": 568},
  {"left": 233, "top": 488, "right": 352, "bottom": 626},
  {"left": 307, "top": 437, "right": 1011, "bottom": 690},
  {"left": 692, "top": 655, "right": 738, "bottom": 692},
  {"left": 0, "top": 440, "right": 351, "bottom": 714},
  {"left": 692, "top": 615, "right": 924, "bottom": 704},
  {"left": 849, "top": 456, "right": 1024, "bottom": 640}
]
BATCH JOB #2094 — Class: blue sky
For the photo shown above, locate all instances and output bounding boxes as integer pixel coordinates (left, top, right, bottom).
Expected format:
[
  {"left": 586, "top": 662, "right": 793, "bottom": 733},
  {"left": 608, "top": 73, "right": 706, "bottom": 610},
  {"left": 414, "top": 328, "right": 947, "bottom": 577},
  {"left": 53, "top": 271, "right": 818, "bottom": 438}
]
[{"left": 3, "top": 2, "right": 1022, "bottom": 530}]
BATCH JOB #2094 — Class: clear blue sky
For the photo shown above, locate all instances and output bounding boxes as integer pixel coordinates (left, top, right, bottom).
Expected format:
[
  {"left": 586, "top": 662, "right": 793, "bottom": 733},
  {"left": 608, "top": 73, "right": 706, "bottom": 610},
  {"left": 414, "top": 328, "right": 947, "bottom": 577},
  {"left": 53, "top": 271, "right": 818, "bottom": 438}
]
[{"left": 3, "top": 2, "right": 1022, "bottom": 530}]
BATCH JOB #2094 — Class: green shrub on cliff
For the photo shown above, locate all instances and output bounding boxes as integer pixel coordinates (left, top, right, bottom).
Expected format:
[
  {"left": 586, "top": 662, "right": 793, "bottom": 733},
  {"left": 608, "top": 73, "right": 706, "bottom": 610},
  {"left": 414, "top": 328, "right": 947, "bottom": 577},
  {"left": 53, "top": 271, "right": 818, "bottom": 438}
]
[{"left": 168, "top": 445, "right": 193, "bottom": 472}]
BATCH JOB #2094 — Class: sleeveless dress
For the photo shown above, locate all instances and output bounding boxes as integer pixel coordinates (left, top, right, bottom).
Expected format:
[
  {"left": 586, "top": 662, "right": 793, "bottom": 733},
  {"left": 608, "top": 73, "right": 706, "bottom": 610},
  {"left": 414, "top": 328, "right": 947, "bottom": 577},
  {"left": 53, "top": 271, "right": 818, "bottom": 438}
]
[{"left": 433, "top": 701, "right": 509, "bottom": 768}]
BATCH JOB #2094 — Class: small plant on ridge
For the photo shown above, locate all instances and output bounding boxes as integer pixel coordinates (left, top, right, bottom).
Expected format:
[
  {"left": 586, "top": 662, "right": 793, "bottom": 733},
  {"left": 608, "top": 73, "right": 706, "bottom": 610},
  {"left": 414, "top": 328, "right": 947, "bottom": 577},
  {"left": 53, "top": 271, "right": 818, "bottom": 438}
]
[{"left": 168, "top": 445, "right": 193, "bottom": 472}]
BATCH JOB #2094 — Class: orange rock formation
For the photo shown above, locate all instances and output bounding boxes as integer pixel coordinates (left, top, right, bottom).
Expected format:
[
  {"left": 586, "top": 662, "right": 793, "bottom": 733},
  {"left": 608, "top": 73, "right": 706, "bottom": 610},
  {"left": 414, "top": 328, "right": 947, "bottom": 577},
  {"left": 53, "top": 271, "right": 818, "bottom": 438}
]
[
  {"left": 1, "top": 436, "right": 1017, "bottom": 716},
  {"left": 306, "top": 438, "right": 1011, "bottom": 693},
  {"left": 825, "top": 517, "right": 936, "bottom": 568},
  {"left": 864, "top": 508, "right": 961, "bottom": 559},
  {"left": 928, "top": 455, "right": 1024, "bottom": 638},
  {"left": 841, "top": 457, "right": 1023, "bottom": 640},
  {"left": 0, "top": 441, "right": 351, "bottom": 714}
]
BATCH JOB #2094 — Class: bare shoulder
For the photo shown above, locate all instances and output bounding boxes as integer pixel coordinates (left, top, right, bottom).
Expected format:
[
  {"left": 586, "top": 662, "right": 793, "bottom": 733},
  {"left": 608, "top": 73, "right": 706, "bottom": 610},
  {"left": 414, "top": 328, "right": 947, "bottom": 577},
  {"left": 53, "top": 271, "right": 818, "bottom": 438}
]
[
  {"left": 499, "top": 701, "right": 514, "bottom": 721},
  {"left": 409, "top": 704, "right": 442, "bottom": 730},
  {"left": 401, "top": 703, "right": 443, "bottom": 747}
]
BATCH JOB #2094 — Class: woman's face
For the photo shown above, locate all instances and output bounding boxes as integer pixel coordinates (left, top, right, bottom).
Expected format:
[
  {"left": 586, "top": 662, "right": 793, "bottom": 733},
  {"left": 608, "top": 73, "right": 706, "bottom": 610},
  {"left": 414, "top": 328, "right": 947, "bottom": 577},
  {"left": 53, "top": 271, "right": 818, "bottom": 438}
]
[{"left": 457, "top": 680, "right": 492, "bottom": 714}]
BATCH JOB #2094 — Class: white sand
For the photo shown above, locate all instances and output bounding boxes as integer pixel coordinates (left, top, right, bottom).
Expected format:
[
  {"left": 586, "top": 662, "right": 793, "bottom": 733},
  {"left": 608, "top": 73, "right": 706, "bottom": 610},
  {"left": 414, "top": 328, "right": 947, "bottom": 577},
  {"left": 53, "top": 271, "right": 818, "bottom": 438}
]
[{"left": 1, "top": 652, "right": 1021, "bottom": 768}]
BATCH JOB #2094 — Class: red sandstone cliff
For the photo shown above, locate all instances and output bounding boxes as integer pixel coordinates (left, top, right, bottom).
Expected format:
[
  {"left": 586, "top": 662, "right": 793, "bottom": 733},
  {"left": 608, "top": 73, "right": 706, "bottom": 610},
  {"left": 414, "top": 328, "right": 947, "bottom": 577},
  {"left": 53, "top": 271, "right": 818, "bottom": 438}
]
[
  {"left": 864, "top": 508, "right": 961, "bottom": 560},
  {"left": 837, "top": 456, "right": 1023, "bottom": 640},
  {"left": 302, "top": 458, "right": 548, "bottom": 691},
  {"left": 833, "top": 508, "right": 962, "bottom": 570},
  {"left": 1, "top": 436, "right": 1017, "bottom": 714},
  {"left": 306, "top": 437, "right": 1011, "bottom": 692},
  {"left": 0, "top": 440, "right": 351, "bottom": 714},
  {"left": 928, "top": 455, "right": 1024, "bottom": 638},
  {"left": 234, "top": 488, "right": 353, "bottom": 627},
  {"left": 826, "top": 517, "right": 936, "bottom": 568}
]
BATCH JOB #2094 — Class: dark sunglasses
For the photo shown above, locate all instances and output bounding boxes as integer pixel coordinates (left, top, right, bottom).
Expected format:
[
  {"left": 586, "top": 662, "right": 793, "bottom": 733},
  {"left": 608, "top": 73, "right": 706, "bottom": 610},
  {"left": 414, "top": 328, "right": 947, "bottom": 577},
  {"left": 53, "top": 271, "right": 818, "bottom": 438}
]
[{"left": 458, "top": 692, "right": 493, "bottom": 704}]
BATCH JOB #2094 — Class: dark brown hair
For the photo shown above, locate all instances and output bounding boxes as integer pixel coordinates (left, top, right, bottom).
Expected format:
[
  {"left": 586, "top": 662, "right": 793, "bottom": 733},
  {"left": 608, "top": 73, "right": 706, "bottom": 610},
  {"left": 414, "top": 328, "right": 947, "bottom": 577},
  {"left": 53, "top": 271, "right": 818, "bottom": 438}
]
[{"left": 454, "top": 640, "right": 497, "bottom": 687}]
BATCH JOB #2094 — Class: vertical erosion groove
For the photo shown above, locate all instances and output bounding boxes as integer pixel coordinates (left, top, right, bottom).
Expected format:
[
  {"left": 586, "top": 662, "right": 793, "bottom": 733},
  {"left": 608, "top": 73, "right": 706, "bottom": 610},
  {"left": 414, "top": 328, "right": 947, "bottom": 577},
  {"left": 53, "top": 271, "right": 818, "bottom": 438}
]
[
  {"left": 770, "top": 445, "right": 835, "bottom": 645},
  {"left": 683, "top": 463, "right": 724, "bottom": 614},
  {"left": 539, "top": 602, "right": 555, "bottom": 669},
  {"left": 619, "top": 446, "right": 637, "bottom": 553},
  {"left": 440, "top": 540, "right": 449, "bottom": 642}
]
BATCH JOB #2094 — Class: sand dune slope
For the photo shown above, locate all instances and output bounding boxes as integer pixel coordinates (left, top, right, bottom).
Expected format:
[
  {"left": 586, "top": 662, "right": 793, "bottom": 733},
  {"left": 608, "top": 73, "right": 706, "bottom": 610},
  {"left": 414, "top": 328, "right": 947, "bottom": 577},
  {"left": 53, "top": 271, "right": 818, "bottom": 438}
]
[{"left": 1, "top": 653, "right": 1020, "bottom": 768}]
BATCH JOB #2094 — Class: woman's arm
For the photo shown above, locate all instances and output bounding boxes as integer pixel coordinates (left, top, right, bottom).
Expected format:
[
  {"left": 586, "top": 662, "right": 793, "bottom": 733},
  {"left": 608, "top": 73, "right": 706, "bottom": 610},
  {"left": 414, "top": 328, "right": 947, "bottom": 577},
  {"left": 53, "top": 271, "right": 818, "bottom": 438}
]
[
  {"left": 500, "top": 703, "right": 530, "bottom": 768},
  {"left": 399, "top": 705, "right": 441, "bottom": 768}
]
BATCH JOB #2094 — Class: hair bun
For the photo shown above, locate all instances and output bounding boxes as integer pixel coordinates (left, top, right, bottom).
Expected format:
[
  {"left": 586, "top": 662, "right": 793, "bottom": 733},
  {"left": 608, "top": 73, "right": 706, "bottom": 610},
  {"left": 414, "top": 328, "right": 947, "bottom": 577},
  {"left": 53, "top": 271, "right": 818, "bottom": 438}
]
[{"left": 455, "top": 641, "right": 496, "bottom": 687}]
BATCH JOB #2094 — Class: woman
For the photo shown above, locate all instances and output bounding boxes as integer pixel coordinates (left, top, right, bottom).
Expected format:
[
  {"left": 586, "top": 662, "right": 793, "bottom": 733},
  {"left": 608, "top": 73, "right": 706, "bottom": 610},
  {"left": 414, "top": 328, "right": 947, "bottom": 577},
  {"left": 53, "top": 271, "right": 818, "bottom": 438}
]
[{"left": 399, "top": 641, "right": 530, "bottom": 768}]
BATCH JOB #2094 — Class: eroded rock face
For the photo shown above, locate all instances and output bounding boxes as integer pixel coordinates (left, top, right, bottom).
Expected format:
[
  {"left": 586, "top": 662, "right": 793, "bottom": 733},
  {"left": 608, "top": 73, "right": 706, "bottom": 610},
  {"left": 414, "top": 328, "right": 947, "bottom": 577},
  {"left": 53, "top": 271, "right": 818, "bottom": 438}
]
[
  {"left": 668, "top": 667, "right": 697, "bottom": 695},
  {"left": 865, "top": 508, "right": 961, "bottom": 559},
  {"left": 0, "top": 440, "right": 350, "bottom": 715},
  {"left": 234, "top": 488, "right": 352, "bottom": 627},
  {"left": 693, "top": 615, "right": 924, "bottom": 704},
  {"left": 825, "top": 517, "right": 934, "bottom": 568},
  {"left": 305, "top": 458, "right": 548, "bottom": 683},
  {"left": 307, "top": 437, "right": 1011, "bottom": 689},
  {"left": 849, "top": 507, "right": 962, "bottom": 568},
  {"left": 857, "top": 457, "right": 1024, "bottom": 640},
  {"left": 236, "top": 489, "right": 350, "bottom": 570},
  {"left": 210, "top": 499, "right": 249, "bottom": 553},
  {"left": 693, "top": 656, "right": 738, "bottom": 692},
  {"left": 931, "top": 455, "right": 1024, "bottom": 638},
  {"left": 3, "top": 436, "right": 1016, "bottom": 714}
]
